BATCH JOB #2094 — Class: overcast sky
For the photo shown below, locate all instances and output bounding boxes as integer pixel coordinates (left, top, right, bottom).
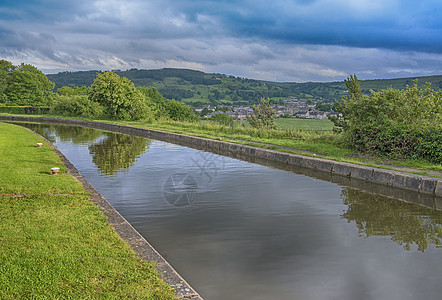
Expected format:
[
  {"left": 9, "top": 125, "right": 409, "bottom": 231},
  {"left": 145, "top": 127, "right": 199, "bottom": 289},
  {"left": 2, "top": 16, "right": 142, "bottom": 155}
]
[{"left": 1, "top": 0, "right": 442, "bottom": 82}]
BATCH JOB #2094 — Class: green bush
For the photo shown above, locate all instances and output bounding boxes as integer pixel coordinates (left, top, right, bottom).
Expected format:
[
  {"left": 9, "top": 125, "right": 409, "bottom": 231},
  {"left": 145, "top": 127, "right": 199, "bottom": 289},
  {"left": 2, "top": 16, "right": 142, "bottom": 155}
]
[
  {"left": 52, "top": 95, "right": 104, "bottom": 117},
  {"left": 162, "top": 99, "right": 197, "bottom": 122},
  {"left": 332, "top": 75, "right": 442, "bottom": 163},
  {"left": 0, "top": 106, "right": 50, "bottom": 115}
]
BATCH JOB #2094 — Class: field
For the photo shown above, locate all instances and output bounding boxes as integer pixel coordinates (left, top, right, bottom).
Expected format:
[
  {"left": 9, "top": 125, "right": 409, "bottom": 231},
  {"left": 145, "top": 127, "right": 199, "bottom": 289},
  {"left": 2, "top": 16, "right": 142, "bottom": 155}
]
[{"left": 275, "top": 118, "right": 335, "bottom": 130}]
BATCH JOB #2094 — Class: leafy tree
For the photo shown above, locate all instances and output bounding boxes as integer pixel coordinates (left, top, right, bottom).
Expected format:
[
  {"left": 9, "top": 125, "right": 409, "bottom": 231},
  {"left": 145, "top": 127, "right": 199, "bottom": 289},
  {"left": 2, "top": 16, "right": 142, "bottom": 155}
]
[
  {"left": 137, "top": 86, "right": 196, "bottom": 122},
  {"left": 200, "top": 107, "right": 213, "bottom": 117},
  {"left": 0, "top": 60, "right": 14, "bottom": 102},
  {"left": 3, "top": 62, "right": 54, "bottom": 106},
  {"left": 315, "top": 101, "right": 333, "bottom": 111},
  {"left": 247, "top": 97, "right": 276, "bottom": 129},
  {"left": 57, "top": 86, "right": 89, "bottom": 96},
  {"left": 89, "top": 71, "right": 153, "bottom": 121}
]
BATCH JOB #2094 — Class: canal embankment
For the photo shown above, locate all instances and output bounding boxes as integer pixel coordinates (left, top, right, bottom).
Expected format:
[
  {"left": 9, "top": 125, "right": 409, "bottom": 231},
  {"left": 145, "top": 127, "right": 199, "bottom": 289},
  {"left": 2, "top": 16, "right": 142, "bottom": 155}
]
[{"left": 2, "top": 116, "right": 441, "bottom": 202}]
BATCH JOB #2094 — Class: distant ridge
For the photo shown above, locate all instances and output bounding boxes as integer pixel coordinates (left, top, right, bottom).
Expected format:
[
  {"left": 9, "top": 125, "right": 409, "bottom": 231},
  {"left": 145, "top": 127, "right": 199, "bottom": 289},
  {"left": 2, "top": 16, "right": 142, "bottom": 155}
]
[{"left": 47, "top": 69, "right": 442, "bottom": 104}]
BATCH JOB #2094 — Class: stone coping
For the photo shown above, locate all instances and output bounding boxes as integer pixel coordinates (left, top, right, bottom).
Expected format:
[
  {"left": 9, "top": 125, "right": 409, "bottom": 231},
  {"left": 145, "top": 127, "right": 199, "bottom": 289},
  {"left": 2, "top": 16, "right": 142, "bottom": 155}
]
[
  {"left": 2, "top": 115, "right": 441, "bottom": 203},
  {"left": 27, "top": 124, "right": 203, "bottom": 300}
]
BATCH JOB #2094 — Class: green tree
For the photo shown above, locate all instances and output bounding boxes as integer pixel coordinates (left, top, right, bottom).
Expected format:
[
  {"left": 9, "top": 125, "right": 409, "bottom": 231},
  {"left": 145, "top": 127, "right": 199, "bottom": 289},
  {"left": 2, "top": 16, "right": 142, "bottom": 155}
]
[
  {"left": 137, "top": 86, "right": 196, "bottom": 122},
  {"left": 247, "top": 97, "right": 276, "bottom": 129},
  {"left": 200, "top": 107, "right": 213, "bottom": 117},
  {"left": 3, "top": 63, "right": 55, "bottom": 106},
  {"left": 89, "top": 71, "right": 153, "bottom": 121},
  {"left": 0, "top": 60, "right": 14, "bottom": 103},
  {"left": 57, "top": 86, "right": 89, "bottom": 96}
]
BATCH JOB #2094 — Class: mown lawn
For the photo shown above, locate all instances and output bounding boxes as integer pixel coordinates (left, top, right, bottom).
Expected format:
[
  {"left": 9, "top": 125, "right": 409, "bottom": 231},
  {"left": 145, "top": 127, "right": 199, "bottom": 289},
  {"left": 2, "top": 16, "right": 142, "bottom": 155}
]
[{"left": 0, "top": 122, "right": 174, "bottom": 299}]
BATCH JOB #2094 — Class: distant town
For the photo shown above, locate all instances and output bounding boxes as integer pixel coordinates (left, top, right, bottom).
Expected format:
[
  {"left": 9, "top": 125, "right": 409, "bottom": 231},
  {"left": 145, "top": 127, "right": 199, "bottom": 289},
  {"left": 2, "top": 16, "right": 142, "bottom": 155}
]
[{"left": 194, "top": 98, "right": 338, "bottom": 120}]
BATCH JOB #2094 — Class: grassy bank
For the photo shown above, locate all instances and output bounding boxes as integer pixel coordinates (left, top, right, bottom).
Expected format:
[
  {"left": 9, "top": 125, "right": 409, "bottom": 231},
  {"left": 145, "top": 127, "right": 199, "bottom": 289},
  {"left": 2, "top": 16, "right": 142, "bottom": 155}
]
[
  {"left": 1, "top": 112, "right": 441, "bottom": 175},
  {"left": 0, "top": 122, "right": 174, "bottom": 299}
]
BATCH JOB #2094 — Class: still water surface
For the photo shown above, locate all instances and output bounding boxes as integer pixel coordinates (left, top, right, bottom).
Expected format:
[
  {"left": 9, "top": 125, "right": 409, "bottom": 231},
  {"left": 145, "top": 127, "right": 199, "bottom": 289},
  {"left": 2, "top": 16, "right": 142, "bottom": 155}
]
[{"left": 21, "top": 123, "right": 442, "bottom": 300}]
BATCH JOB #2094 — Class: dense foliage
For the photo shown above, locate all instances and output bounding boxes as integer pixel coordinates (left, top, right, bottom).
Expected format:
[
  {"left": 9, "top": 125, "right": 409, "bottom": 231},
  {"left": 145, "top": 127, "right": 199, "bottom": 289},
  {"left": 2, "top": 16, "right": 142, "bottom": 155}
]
[
  {"left": 52, "top": 95, "right": 104, "bottom": 117},
  {"left": 332, "top": 75, "right": 442, "bottom": 163},
  {"left": 49, "top": 72, "right": 197, "bottom": 122},
  {"left": 247, "top": 97, "right": 276, "bottom": 129},
  {"left": 137, "top": 86, "right": 197, "bottom": 122},
  {"left": 0, "top": 60, "right": 54, "bottom": 106},
  {"left": 89, "top": 71, "right": 153, "bottom": 121}
]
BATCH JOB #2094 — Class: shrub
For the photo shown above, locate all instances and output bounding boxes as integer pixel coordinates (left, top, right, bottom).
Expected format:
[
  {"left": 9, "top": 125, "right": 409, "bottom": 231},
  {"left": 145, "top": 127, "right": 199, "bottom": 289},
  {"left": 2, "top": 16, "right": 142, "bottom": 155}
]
[
  {"left": 332, "top": 75, "right": 442, "bottom": 163},
  {"left": 162, "top": 99, "right": 197, "bottom": 122},
  {"left": 247, "top": 97, "right": 276, "bottom": 129},
  {"left": 0, "top": 106, "right": 50, "bottom": 115},
  {"left": 52, "top": 95, "right": 104, "bottom": 117}
]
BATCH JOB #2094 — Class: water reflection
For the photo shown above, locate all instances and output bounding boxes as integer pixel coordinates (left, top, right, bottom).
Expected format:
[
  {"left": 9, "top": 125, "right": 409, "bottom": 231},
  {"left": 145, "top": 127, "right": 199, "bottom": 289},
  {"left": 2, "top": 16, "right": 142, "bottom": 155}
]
[
  {"left": 20, "top": 123, "right": 151, "bottom": 175},
  {"left": 89, "top": 133, "right": 150, "bottom": 175},
  {"left": 26, "top": 123, "right": 103, "bottom": 144},
  {"left": 341, "top": 187, "right": 442, "bottom": 252}
]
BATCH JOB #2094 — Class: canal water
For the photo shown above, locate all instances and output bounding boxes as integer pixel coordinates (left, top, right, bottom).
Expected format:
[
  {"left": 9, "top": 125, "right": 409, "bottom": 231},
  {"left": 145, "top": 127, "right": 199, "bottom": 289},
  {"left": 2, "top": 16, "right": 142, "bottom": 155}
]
[{"left": 19, "top": 123, "right": 442, "bottom": 300}]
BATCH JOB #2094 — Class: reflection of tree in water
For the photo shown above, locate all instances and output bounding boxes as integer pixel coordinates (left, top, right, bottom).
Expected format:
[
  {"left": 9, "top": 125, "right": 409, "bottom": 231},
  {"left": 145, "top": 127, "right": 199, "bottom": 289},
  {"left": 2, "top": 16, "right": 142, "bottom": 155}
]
[
  {"left": 20, "top": 123, "right": 149, "bottom": 175},
  {"left": 49, "top": 125, "right": 103, "bottom": 144},
  {"left": 341, "top": 188, "right": 442, "bottom": 252},
  {"left": 89, "top": 133, "right": 150, "bottom": 175},
  {"left": 19, "top": 123, "right": 103, "bottom": 144}
]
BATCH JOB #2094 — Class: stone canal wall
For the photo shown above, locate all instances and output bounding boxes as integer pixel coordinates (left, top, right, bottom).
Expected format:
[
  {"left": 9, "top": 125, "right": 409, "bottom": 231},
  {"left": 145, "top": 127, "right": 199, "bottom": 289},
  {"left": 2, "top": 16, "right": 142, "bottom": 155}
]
[{"left": 2, "top": 116, "right": 441, "bottom": 200}]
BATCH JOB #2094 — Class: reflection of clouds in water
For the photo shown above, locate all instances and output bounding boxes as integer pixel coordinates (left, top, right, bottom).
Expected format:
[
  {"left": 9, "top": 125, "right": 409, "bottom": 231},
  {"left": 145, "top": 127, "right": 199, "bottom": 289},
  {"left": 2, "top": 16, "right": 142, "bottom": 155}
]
[
  {"left": 149, "top": 140, "right": 184, "bottom": 150},
  {"left": 16, "top": 122, "right": 442, "bottom": 299}
]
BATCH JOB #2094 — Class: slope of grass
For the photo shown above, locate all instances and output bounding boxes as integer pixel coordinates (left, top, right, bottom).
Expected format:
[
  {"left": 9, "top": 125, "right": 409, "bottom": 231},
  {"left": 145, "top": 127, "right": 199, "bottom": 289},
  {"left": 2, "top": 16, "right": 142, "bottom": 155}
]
[{"left": 0, "top": 122, "right": 174, "bottom": 299}]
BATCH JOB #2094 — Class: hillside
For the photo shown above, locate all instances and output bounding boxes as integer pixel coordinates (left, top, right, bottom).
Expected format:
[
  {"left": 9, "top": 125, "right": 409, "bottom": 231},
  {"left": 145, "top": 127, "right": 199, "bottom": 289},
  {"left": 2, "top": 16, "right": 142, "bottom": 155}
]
[{"left": 47, "top": 69, "right": 442, "bottom": 105}]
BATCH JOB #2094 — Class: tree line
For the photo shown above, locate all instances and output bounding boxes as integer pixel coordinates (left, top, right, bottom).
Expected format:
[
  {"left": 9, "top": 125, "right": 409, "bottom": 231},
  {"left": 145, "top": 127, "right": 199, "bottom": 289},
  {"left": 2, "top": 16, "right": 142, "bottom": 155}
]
[{"left": 0, "top": 60, "right": 196, "bottom": 122}]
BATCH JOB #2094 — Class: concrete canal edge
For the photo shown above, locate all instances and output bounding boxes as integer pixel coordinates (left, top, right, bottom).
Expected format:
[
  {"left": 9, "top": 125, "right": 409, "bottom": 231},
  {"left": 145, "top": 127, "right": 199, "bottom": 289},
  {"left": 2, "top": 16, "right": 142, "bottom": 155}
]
[
  {"left": 28, "top": 127, "right": 203, "bottom": 300},
  {"left": 3, "top": 116, "right": 441, "bottom": 201}
]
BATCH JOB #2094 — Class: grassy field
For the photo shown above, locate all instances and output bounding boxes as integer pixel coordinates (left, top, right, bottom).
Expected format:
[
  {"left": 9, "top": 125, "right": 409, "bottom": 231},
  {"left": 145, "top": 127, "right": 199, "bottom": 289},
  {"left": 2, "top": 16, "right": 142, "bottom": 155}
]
[
  {"left": 275, "top": 118, "right": 335, "bottom": 130},
  {"left": 0, "top": 122, "right": 174, "bottom": 299}
]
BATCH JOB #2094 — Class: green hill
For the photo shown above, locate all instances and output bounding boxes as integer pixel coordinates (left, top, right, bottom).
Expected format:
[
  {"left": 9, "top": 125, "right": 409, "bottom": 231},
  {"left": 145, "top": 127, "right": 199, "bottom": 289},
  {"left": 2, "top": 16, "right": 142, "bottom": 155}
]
[{"left": 47, "top": 69, "right": 442, "bottom": 105}]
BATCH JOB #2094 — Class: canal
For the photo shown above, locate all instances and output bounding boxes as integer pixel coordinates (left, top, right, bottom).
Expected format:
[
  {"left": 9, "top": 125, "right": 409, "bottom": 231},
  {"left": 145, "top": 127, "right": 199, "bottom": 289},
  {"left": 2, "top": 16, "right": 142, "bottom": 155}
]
[{"left": 19, "top": 123, "right": 442, "bottom": 300}]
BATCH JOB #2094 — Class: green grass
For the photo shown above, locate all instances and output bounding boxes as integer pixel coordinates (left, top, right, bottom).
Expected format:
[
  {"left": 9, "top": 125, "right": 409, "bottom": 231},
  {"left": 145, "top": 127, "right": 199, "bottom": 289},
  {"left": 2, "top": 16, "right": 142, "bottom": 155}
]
[
  {"left": 275, "top": 118, "right": 335, "bottom": 130},
  {"left": 0, "top": 122, "right": 174, "bottom": 299}
]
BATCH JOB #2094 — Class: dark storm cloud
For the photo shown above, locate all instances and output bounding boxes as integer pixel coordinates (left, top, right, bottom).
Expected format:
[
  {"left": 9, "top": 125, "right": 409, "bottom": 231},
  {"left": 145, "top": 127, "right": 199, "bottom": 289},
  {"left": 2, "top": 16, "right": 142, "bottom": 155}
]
[{"left": 1, "top": 0, "right": 441, "bottom": 81}]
